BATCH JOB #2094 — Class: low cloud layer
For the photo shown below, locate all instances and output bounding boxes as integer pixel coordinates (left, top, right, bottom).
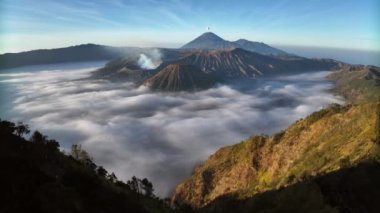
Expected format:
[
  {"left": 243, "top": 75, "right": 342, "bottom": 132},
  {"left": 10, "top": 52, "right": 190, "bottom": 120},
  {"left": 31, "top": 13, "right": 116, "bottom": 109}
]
[{"left": 0, "top": 63, "right": 344, "bottom": 197}]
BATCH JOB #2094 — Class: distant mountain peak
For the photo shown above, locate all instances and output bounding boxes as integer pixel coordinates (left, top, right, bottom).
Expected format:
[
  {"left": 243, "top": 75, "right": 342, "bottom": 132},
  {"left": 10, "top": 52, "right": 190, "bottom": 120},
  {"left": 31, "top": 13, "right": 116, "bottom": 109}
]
[
  {"left": 196, "top": 32, "right": 224, "bottom": 40},
  {"left": 181, "top": 32, "right": 235, "bottom": 50},
  {"left": 182, "top": 33, "right": 290, "bottom": 56}
]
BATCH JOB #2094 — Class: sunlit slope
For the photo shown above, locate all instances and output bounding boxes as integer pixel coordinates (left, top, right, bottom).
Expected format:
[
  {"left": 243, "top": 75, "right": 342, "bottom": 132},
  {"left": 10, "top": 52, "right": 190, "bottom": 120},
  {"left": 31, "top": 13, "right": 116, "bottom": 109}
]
[
  {"left": 327, "top": 65, "right": 380, "bottom": 103},
  {"left": 172, "top": 102, "right": 380, "bottom": 210},
  {"left": 172, "top": 66, "right": 380, "bottom": 211}
]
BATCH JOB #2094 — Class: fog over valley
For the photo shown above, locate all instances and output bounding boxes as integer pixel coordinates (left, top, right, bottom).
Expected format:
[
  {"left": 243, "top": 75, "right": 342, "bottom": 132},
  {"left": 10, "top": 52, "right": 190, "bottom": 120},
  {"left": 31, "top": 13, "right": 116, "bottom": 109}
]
[{"left": 0, "top": 62, "right": 344, "bottom": 197}]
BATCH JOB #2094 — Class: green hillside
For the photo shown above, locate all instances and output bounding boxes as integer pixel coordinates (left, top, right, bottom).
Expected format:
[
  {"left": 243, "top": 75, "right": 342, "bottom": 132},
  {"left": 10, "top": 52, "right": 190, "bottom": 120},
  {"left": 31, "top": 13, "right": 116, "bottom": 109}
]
[
  {"left": 172, "top": 66, "right": 380, "bottom": 212},
  {"left": 172, "top": 102, "right": 380, "bottom": 210},
  {"left": 327, "top": 65, "right": 380, "bottom": 103}
]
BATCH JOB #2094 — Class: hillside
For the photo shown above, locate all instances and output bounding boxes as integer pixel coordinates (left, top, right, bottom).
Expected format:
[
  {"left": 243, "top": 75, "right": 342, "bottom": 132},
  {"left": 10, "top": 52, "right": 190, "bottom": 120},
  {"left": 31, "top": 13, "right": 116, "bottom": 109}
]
[
  {"left": 327, "top": 65, "right": 380, "bottom": 103},
  {"left": 172, "top": 101, "right": 380, "bottom": 212},
  {"left": 143, "top": 64, "right": 218, "bottom": 92},
  {"left": 171, "top": 65, "right": 380, "bottom": 212},
  {"left": 0, "top": 120, "right": 173, "bottom": 213},
  {"left": 0, "top": 44, "right": 141, "bottom": 71}
]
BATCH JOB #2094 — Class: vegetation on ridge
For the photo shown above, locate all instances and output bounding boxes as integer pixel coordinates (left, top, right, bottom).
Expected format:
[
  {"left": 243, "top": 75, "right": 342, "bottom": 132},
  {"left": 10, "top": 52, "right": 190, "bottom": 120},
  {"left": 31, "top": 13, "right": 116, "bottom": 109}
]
[
  {"left": 172, "top": 98, "right": 380, "bottom": 212},
  {"left": 171, "top": 66, "right": 380, "bottom": 212},
  {"left": 0, "top": 119, "right": 173, "bottom": 213},
  {"left": 327, "top": 65, "right": 380, "bottom": 103}
]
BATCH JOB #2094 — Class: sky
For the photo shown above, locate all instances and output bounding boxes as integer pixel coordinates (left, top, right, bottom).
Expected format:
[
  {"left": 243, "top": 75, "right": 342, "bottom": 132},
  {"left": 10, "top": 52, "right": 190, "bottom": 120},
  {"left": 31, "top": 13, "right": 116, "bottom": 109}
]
[{"left": 0, "top": 0, "right": 379, "bottom": 53}]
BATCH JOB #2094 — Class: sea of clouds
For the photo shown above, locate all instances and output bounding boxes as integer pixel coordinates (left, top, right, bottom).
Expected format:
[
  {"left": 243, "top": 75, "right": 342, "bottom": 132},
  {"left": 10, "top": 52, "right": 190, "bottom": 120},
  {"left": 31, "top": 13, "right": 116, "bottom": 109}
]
[{"left": 0, "top": 62, "right": 344, "bottom": 197}]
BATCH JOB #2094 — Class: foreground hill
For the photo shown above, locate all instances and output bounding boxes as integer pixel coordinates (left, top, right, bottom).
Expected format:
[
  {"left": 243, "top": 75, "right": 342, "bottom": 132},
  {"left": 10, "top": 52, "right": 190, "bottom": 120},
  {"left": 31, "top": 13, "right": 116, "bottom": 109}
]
[
  {"left": 172, "top": 66, "right": 380, "bottom": 212},
  {"left": 327, "top": 65, "right": 380, "bottom": 103},
  {"left": 172, "top": 101, "right": 380, "bottom": 212},
  {"left": 0, "top": 121, "right": 173, "bottom": 213},
  {"left": 143, "top": 64, "right": 218, "bottom": 91}
]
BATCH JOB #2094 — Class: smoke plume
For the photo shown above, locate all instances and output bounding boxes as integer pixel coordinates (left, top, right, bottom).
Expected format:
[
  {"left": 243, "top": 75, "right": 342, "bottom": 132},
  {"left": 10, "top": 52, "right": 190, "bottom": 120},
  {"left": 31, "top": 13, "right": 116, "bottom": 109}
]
[{"left": 138, "top": 49, "right": 162, "bottom": 69}]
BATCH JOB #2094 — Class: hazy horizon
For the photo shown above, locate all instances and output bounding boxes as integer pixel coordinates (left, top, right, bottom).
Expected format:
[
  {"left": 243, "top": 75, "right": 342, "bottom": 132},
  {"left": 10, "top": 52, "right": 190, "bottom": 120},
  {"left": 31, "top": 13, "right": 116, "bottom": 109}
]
[{"left": 1, "top": 0, "right": 379, "bottom": 54}]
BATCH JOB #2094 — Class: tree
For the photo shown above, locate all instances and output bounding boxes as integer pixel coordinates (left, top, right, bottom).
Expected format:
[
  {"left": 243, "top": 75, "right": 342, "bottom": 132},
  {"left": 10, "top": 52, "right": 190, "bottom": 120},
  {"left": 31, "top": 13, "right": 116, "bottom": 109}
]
[
  {"left": 71, "top": 144, "right": 92, "bottom": 162},
  {"left": 127, "top": 176, "right": 141, "bottom": 193},
  {"left": 30, "top": 131, "right": 47, "bottom": 144},
  {"left": 15, "top": 122, "right": 30, "bottom": 137},
  {"left": 141, "top": 178, "right": 154, "bottom": 197},
  {"left": 0, "top": 119, "right": 16, "bottom": 134},
  {"left": 107, "top": 172, "right": 118, "bottom": 183},
  {"left": 46, "top": 139, "right": 60, "bottom": 151},
  {"left": 97, "top": 166, "right": 108, "bottom": 177},
  {"left": 71, "top": 144, "right": 80, "bottom": 159}
]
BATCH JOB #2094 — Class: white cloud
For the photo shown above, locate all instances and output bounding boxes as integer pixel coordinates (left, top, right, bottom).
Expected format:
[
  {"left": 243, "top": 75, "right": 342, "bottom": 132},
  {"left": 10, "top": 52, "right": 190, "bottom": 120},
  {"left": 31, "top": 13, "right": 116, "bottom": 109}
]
[{"left": 0, "top": 62, "right": 344, "bottom": 197}]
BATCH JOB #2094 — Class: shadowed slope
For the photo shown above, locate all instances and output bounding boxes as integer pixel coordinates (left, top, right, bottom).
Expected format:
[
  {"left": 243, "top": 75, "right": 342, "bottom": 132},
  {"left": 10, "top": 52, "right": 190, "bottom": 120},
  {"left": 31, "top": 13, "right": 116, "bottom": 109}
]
[
  {"left": 200, "top": 161, "right": 380, "bottom": 213},
  {"left": 177, "top": 48, "right": 343, "bottom": 78},
  {"left": 143, "top": 64, "right": 218, "bottom": 91},
  {"left": 0, "top": 121, "right": 174, "bottom": 213}
]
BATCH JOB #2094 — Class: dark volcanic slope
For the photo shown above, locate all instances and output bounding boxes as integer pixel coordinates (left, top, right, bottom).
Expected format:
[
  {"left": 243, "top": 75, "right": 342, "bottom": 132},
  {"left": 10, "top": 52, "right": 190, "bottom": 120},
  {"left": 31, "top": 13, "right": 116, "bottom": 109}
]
[
  {"left": 143, "top": 64, "right": 218, "bottom": 91},
  {"left": 92, "top": 48, "right": 194, "bottom": 82},
  {"left": 91, "top": 55, "right": 155, "bottom": 82},
  {"left": 177, "top": 48, "right": 343, "bottom": 78}
]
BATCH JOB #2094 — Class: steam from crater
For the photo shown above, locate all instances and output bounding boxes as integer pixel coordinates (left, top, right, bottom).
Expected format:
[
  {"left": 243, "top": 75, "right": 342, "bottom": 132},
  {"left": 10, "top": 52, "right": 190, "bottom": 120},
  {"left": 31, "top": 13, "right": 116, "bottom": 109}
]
[{"left": 138, "top": 49, "right": 162, "bottom": 69}]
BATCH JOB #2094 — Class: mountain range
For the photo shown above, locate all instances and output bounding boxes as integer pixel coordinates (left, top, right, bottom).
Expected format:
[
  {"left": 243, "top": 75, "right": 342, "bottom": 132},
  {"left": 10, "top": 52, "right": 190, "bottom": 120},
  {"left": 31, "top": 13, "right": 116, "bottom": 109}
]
[
  {"left": 0, "top": 33, "right": 288, "bottom": 71},
  {"left": 1, "top": 32, "right": 348, "bottom": 92},
  {"left": 92, "top": 32, "right": 346, "bottom": 91},
  {"left": 181, "top": 32, "right": 289, "bottom": 56},
  {"left": 0, "top": 44, "right": 141, "bottom": 71}
]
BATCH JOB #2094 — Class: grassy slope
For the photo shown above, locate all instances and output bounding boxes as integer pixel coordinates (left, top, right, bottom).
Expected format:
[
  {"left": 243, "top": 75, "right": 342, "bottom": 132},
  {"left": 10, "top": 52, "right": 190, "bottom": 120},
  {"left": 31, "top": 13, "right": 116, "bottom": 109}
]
[
  {"left": 203, "top": 160, "right": 380, "bottom": 213},
  {"left": 172, "top": 66, "right": 380, "bottom": 211},
  {"left": 173, "top": 102, "right": 380, "bottom": 208},
  {"left": 327, "top": 66, "right": 380, "bottom": 103}
]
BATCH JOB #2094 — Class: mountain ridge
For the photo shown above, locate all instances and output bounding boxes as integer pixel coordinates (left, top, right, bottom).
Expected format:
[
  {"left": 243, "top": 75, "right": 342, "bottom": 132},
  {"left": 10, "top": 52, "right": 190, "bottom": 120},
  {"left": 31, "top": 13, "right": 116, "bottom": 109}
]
[
  {"left": 171, "top": 66, "right": 380, "bottom": 210},
  {"left": 181, "top": 32, "right": 290, "bottom": 56},
  {"left": 93, "top": 47, "right": 345, "bottom": 91},
  {"left": 172, "top": 101, "right": 380, "bottom": 210},
  {"left": 0, "top": 44, "right": 141, "bottom": 71},
  {"left": 143, "top": 64, "right": 218, "bottom": 91}
]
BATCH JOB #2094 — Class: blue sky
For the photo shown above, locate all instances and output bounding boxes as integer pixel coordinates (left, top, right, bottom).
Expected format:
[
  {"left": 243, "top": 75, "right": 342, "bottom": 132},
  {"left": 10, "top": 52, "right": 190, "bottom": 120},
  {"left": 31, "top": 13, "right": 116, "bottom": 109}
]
[{"left": 0, "top": 0, "right": 379, "bottom": 53}]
